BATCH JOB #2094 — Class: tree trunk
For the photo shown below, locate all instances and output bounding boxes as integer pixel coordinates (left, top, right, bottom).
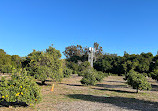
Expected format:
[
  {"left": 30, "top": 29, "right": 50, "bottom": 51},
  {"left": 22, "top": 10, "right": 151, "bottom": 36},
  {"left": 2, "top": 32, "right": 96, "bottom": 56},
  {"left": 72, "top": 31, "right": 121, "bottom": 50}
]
[
  {"left": 136, "top": 88, "right": 138, "bottom": 93},
  {"left": 42, "top": 80, "right": 46, "bottom": 85}
]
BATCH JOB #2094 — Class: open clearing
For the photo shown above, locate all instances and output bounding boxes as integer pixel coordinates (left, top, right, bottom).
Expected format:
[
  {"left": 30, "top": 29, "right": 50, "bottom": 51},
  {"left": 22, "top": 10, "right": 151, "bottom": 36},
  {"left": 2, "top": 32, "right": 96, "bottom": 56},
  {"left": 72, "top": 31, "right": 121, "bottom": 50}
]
[{"left": 0, "top": 75, "right": 158, "bottom": 111}]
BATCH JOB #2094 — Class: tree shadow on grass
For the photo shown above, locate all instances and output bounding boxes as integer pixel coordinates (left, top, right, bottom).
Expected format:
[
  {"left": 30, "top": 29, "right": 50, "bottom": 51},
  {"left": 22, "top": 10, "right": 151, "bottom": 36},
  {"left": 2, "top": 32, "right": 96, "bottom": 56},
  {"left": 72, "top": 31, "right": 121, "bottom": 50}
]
[
  {"left": 106, "top": 81, "right": 125, "bottom": 83},
  {"left": 36, "top": 81, "right": 51, "bottom": 86},
  {"left": 151, "top": 84, "right": 158, "bottom": 91},
  {"left": 59, "top": 83, "right": 83, "bottom": 87},
  {"left": 95, "top": 84, "right": 128, "bottom": 88},
  {"left": 45, "top": 80, "right": 53, "bottom": 82},
  {"left": 92, "top": 88, "right": 136, "bottom": 94},
  {"left": 67, "top": 94, "right": 158, "bottom": 111},
  {"left": 0, "top": 99, "right": 28, "bottom": 107}
]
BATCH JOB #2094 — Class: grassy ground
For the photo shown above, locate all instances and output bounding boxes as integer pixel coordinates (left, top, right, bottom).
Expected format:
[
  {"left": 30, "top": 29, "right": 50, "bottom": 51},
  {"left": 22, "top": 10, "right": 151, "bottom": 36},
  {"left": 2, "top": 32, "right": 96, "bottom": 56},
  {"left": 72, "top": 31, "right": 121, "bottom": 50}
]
[{"left": 0, "top": 74, "right": 158, "bottom": 111}]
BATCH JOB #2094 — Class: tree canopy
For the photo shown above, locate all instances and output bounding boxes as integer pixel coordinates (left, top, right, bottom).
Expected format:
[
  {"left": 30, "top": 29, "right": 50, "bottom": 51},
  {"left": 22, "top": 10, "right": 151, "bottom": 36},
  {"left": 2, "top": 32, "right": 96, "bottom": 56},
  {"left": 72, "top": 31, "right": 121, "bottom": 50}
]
[
  {"left": 0, "top": 49, "right": 21, "bottom": 73},
  {"left": 25, "top": 45, "right": 63, "bottom": 84}
]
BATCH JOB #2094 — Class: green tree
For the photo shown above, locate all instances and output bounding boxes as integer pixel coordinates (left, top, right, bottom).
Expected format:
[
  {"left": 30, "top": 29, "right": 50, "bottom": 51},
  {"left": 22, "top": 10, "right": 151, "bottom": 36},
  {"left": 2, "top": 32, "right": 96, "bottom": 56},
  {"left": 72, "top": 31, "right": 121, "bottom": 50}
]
[
  {"left": 0, "top": 69, "right": 41, "bottom": 106},
  {"left": 66, "top": 61, "right": 79, "bottom": 74},
  {"left": 122, "top": 60, "right": 139, "bottom": 74},
  {"left": 63, "top": 45, "right": 84, "bottom": 62},
  {"left": 1, "top": 64, "right": 12, "bottom": 74},
  {"left": 0, "top": 50, "right": 12, "bottom": 73},
  {"left": 127, "top": 70, "right": 151, "bottom": 93},
  {"left": 0, "top": 49, "right": 6, "bottom": 55},
  {"left": 94, "top": 54, "right": 114, "bottom": 73},
  {"left": 80, "top": 68, "right": 106, "bottom": 85},
  {"left": 0, "top": 49, "right": 22, "bottom": 74},
  {"left": 135, "top": 52, "right": 153, "bottom": 73},
  {"left": 93, "top": 42, "right": 103, "bottom": 61},
  {"left": 26, "top": 45, "right": 63, "bottom": 84},
  {"left": 78, "top": 61, "right": 90, "bottom": 72},
  {"left": 63, "top": 67, "right": 73, "bottom": 78},
  {"left": 149, "top": 69, "right": 158, "bottom": 81},
  {"left": 11, "top": 55, "right": 21, "bottom": 70}
]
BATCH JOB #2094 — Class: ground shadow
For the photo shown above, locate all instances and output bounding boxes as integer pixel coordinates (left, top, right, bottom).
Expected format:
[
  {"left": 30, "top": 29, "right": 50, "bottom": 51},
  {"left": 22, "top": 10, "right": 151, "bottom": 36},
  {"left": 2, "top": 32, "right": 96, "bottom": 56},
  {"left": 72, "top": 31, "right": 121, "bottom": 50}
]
[
  {"left": 45, "top": 80, "right": 52, "bottom": 82},
  {"left": 106, "top": 81, "right": 125, "bottom": 83},
  {"left": 36, "top": 81, "right": 51, "bottom": 86},
  {"left": 92, "top": 88, "right": 136, "bottom": 93},
  {"left": 96, "top": 84, "right": 128, "bottom": 88},
  {"left": 151, "top": 84, "right": 158, "bottom": 91},
  {"left": 67, "top": 94, "right": 158, "bottom": 111},
  {"left": 59, "top": 83, "right": 83, "bottom": 87},
  {"left": 66, "top": 84, "right": 83, "bottom": 87},
  {"left": 0, "top": 99, "right": 28, "bottom": 107}
]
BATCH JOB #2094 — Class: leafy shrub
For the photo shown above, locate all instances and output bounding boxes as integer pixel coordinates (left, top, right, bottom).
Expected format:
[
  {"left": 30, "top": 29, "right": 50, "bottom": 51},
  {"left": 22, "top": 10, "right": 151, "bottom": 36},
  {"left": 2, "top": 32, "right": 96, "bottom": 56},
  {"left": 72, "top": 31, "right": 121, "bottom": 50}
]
[
  {"left": 78, "top": 61, "right": 90, "bottom": 76},
  {"left": 80, "top": 68, "right": 106, "bottom": 85},
  {"left": 127, "top": 70, "right": 151, "bottom": 93},
  {"left": 142, "top": 73, "right": 148, "bottom": 77},
  {"left": 80, "top": 68, "right": 98, "bottom": 85},
  {"left": 0, "top": 69, "right": 41, "bottom": 106},
  {"left": 78, "top": 61, "right": 90, "bottom": 72},
  {"left": 1, "top": 64, "right": 12, "bottom": 74},
  {"left": 78, "top": 70, "right": 89, "bottom": 76},
  {"left": 63, "top": 68, "right": 73, "bottom": 78},
  {"left": 149, "top": 69, "right": 158, "bottom": 81},
  {"left": 72, "top": 70, "right": 77, "bottom": 74},
  {"left": 26, "top": 45, "right": 63, "bottom": 84},
  {"left": 66, "top": 62, "right": 79, "bottom": 74},
  {"left": 96, "top": 71, "right": 106, "bottom": 82}
]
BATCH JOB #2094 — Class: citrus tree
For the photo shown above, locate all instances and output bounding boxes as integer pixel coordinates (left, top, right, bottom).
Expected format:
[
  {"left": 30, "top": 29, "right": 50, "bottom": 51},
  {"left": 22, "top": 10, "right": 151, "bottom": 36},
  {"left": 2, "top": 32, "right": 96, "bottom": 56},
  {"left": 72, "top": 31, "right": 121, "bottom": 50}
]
[
  {"left": 0, "top": 69, "right": 41, "bottom": 106},
  {"left": 127, "top": 70, "right": 151, "bottom": 93},
  {"left": 26, "top": 45, "right": 63, "bottom": 84},
  {"left": 80, "top": 68, "right": 106, "bottom": 85}
]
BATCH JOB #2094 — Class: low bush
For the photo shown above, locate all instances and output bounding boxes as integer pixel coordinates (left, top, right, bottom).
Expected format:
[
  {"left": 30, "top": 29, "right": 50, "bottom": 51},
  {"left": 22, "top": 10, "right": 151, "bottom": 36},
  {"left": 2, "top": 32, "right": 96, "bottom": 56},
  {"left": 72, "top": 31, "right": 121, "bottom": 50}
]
[
  {"left": 0, "top": 69, "right": 41, "bottom": 106},
  {"left": 66, "top": 62, "right": 79, "bottom": 74},
  {"left": 80, "top": 68, "right": 98, "bottom": 85},
  {"left": 149, "top": 69, "right": 158, "bottom": 81},
  {"left": 96, "top": 71, "right": 106, "bottom": 82},
  {"left": 142, "top": 73, "right": 148, "bottom": 77},
  {"left": 1, "top": 64, "right": 12, "bottom": 74},
  {"left": 80, "top": 68, "right": 106, "bottom": 85},
  {"left": 63, "top": 68, "right": 73, "bottom": 78},
  {"left": 78, "top": 61, "right": 90, "bottom": 72},
  {"left": 78, "top": 61, "right": 90, "bottom": 76},
  {"left": 127, "top": 70, "right": 151, "bottom": 93}
]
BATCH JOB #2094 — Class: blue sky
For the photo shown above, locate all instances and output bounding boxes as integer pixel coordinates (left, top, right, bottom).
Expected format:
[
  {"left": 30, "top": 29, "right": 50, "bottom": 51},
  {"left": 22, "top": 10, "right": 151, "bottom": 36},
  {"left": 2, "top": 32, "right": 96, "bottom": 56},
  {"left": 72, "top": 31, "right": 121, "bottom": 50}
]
[{"left": 0, "top": 0, "right": 158, "bottom": 58}]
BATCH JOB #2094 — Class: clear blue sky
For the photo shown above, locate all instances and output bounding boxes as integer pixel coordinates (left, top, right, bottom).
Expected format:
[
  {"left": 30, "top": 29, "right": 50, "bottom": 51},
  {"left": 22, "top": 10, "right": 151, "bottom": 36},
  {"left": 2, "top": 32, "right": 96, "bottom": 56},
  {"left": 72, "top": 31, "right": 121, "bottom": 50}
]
[{"left": 0, "top": 0, "right": 158, "bottom": 58}]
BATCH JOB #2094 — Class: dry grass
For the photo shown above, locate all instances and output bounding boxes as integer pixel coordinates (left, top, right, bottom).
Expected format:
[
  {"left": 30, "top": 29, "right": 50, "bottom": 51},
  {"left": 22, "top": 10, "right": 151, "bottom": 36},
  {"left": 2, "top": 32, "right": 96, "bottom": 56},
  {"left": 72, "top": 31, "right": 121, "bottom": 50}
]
[{"left": 0, "top": 74, "right": 158, "bottom": 111}]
